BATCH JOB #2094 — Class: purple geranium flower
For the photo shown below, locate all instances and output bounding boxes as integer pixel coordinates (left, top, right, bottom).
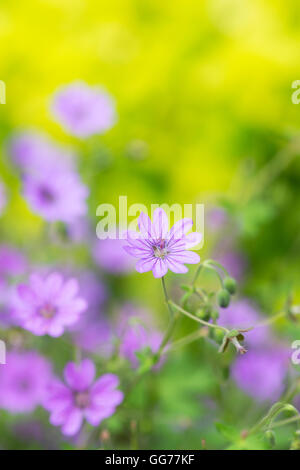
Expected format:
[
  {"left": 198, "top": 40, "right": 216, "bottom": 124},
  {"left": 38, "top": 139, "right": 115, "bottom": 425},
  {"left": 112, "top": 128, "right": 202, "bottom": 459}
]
[
  {"left": 23, "top": 168, "right": 89, "bottom": 223},
  {"left": 0, "top": 180, "right": 6, "bottom": 215},
  {"left": 232, "top": 348, "right": 289, "bottom": 402},
  {"left": 9, "top": 131, "right": 75, "bottom": 175},
  {"left": 218, "top": 299, "right": 270, "bottom": 348},
  {"left": 123, "top": 208, "right": 202, "bottom": 278},
  {"left": 72, "top": 317, "right": 114, "bottom": 357},
  {"left": 44, "top": 359, "right": 123, "bottom": 436},
  {"left": 14, "top": 272, "right": 87, "bottom": 337},
  {"left": 115, "top": 303, "right": 163, "bottom": 369},
  {"left": 119, "top": 323, "right": 162, "bottom": 369},
  {"left": 93, "top": 237, "right": 135, "bottom": 275},
  {"left": 51, "top": 82, "right": 117, "bottom": 138},
  {"left": 0, "top": 351, "right": 52, "bottom": 413},
  {"left": 0, "top": 245, "right": 27, "bottom": 278}
]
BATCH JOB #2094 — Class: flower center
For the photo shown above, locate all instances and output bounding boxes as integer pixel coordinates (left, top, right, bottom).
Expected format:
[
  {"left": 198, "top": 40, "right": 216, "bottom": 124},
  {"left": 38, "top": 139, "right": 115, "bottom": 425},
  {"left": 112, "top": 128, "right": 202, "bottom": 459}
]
[
  {"left": 153, "top": 240, "right": 168, "bottom": 259},
  {"left": 74, "top": 391, "right": 90, "bottom": 409},
  {"left": 39, "top": 186, "right": 55, "bottom": 203},
  {"left": 39, "top": 303, "right": 57, "bottom": 319}
]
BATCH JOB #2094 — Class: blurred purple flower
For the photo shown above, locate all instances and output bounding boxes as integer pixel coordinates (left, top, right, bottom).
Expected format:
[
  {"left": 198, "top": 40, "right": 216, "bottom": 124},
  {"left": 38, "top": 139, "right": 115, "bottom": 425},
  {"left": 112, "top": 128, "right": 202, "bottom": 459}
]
[
  {"left": 218, "top": 299, "right": 270, "bottom": 348},
  {"left": 14, "top": 272, "right": 87, "bottom": 337},
  {"left": 69, "top": 271, "right": 112, "bottom": 355},
  {"left": 73, "top": 317, "right": 113, "bottom": 356},
  {"left": 9, "top": 131, "right": 75, "bottom": 175},
  {"left": 0, "top": 180, "right": 7, "bottom": 215},
  {"left": 93, "top": 237, "right": 135, "bottom": 275},
  {"left": 115, "top": 302, "right": 155, "bottom": 335},
  {"left": 119, "top": 323, "right": 162, "bottom": 369},
  {"left": 51, "top": 82, "right": 117, "bottom": 138},
  {"left": 77, "top": 271, "right": 107, "bottom": 309},
  {"left": 123, "top": 208, "right": 202, "bottom": 278},
  {"left": 44, "top": 359, "right": 123, "bottom": 436},
  {"left": 0, "top": 351, "right": 52, "bottom": 413},
  {"left": 232, "top": 348, "right": 289, "bottom": 402},
  {"left": 206, "top": 207, "right": 228, "bottom": 231},
  {"left": 216, "top": 251, "right": 246, "bottom": 281},
  {"left": 23, "top": 168, "right": 89, "bottom": 223},
  {"left": 0, "top": 245, "right": 27, "bottom": 278}
]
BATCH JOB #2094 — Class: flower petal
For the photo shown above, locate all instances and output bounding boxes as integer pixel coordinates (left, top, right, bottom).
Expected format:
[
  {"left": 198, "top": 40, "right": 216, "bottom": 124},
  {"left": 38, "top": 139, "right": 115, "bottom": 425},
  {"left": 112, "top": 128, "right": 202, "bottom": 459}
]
[
  {"left": 172, "top": 251, "right": 200, "bottom": 264},
  {"left": 184, "top": 232, "right": 202, "bottom": 249},
  {"left": 17, "top": 285, "right": 36, "bottom": 305},
  {"left": 91, "top": 373, "right": 119, "bottom": 394},
  {"left": 61, "top": 408, "right": 83, "bottom": 436},
  {"left": 138, "top": 212, "right": 153, "bottom": 238},
  {"left": 136, "top": 257, "right": 156, "bottom": 273},
  {"left": 152, "top": 259, "right": 168, "bottom": 278},
  {"left": 123, "top": 245, "right": 150, "bottom": 258},
  {"left": 152, "top": 208, "right": 169, "bottom": 239},
  {"left": 169, "top": 218, "right": 193, "bottom": 239},
  {"left": 64, "top": 359, "right": 96, "bottom": 391},
  {"left": 166, "top": 258, "right": 188, "bottom": 274}
]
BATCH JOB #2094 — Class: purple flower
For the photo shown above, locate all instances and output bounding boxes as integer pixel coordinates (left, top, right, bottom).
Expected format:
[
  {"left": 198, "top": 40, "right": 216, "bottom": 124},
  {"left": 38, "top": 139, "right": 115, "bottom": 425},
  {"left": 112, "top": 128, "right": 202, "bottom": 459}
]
[
  {"left": 0, "top": 245, "right": 27, "bottom": 278},
  {"left": 14, "top": 272, "right": 87, "bottom": 337},
  {"left": 123, "top": 208, "right": 202, "bottom": 278},
  {"left": 115, "top": 302, "right": 155, "bottom": 335},
  {"left": 0, "top": 351, "right": 52, "bottom": 413},
  {"left": 232, "top": 348, "right": 289, "bottom": 402},
  {"left": 207, "top": 207, "right": 228, "bottom": 231},
  {"left": 0, "top": 180, "right": 6, "bottom": 215},
  {"left": 23, "top": 168, "right": 89, "bottom": 223},
  {"left": 216, "top": 251, "right": 246, "bottom": 281},
  {"left": 218, "top": 299, "right": 270, "bottom": 348},
  {"left": 93, "top": 237, "right": 135, "bottom": 275},
  {"left": 115, "top": 303, "right": 163, "bottom": 369},
  {"left": 44, "top": 359, "right": 123, "bottom": 436},
  {"left": 51, "top": 82, "right": 117, "bottom": 138},
  {"left": 76, "top": 271, "right": 107, "bottom": 309},
  {"left": 119, "top": 323, "right": 162, "bottom": 369},
  {"left": 72, "top": 318, "right": 113, "bottom": 356},
  {"left": 9, "top": 131, "right": 75, "bottom": 175}
]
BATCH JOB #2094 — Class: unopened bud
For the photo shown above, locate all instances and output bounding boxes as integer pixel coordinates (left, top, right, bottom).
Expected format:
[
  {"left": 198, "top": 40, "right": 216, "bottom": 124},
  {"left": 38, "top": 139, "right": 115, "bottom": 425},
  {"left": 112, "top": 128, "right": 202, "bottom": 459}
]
[
  {"left": 213, "top": 328, "right": 225, "bottom": 344},
  {"left": 217, "top": 289, "right": 231, "bottom": 308},
  {"left": 264, "top": 430, "right": 276, "bottom": 448},
  {"left": 211, "top": 309, "right": 219, "bottom": 321},
  {"left": 224, "top": 277, "right": 237, "bottom": 295}
]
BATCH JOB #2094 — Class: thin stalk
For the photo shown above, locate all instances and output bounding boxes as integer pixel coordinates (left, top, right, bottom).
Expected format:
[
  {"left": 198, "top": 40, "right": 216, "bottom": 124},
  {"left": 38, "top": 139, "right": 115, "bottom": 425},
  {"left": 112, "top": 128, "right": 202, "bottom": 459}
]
[
  {"left": 192, "top": 264, "right": 203, "bottom": 287},
  {"left": 169, "top": 300, "right": 228, "bottom": 333},
  {"left": 157, "top": 277, "right": 178, "bottom": 354},
  {"left": 269, "top": 414, "right": 300, "bottom": 430},
  {"left": 166, "top": 329, "right": 206, "bottom": 353},
  {"left": 254, "top": 311, "right": 285, "bottom": 328}
]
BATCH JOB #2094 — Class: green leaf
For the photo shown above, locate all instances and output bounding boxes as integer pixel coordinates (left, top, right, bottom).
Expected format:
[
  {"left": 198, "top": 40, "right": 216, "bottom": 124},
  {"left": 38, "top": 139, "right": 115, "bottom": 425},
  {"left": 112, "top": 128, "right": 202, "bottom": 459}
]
[{"left": 215, "top": 422, "right": 239, "bottom": 442}]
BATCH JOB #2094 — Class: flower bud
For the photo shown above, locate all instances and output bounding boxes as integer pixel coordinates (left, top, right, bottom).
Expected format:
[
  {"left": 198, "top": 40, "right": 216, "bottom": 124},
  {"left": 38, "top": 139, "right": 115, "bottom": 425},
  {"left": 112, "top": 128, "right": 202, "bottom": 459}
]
[
  {"left": 196, "top": 308, "right": 210, "bottom": 321},
  {"left": 217, "top": 289, "right": 231, "bottom": 308},
  {"left": 213, "top": 328, "right": 224, "bottom": 344},
  {"left": 264, "top": 430, "right": 276, "bottom": 448},
  {"left": 223, "top": 277, "right": 237, "bottom": 295},
  {"left": 211, "top": 309, "right": 219, "bottom": 321}
]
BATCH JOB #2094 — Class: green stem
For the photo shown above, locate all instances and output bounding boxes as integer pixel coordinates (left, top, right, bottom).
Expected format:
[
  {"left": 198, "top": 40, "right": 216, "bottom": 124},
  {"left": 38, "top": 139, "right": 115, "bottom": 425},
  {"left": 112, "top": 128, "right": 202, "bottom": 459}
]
[
  {"left": 169, "top": 300, "right": 228, "bottom": 333},
  {"left": 269, "top": 414, "right": 300, "bottom": 430},
  {"left": 157, "top": 277, "right": 178, "bottom": 354},
  {"left": 255, "top": 311, "right": 285, "bottom": 328},
  {"left": 192, "top": 264, "right": 203, "bottom": 287},
  {"left": 166, "top": 329, "right": 205, "bottom": 353}
]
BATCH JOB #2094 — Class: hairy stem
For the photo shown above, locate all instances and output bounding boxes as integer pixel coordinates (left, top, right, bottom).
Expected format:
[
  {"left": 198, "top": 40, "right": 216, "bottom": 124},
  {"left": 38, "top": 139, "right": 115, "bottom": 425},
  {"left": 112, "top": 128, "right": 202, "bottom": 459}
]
[
  {"left": 157, "top": 277, "right": 178, "bottom": 354},
  {"left": 169, "top": 300, "right": 228, "bottom": 333}
]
